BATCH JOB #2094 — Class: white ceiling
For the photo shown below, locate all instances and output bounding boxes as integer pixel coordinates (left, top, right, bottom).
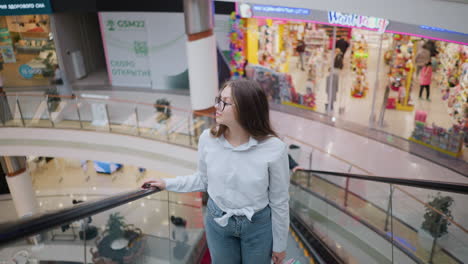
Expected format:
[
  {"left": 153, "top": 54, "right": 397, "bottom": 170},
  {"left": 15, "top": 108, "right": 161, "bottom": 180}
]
[{"left": 224, "top": 0, "right": 468, "bottom": 34}]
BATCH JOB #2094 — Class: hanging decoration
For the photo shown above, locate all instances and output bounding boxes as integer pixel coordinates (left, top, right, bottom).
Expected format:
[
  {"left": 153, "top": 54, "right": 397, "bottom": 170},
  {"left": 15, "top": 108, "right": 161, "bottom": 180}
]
[
  {"left": 229, "top": 12, "right": 246, "bottom": 79},
  {"left": 350, "top": 35, "right": 369, "bottom": 98}
]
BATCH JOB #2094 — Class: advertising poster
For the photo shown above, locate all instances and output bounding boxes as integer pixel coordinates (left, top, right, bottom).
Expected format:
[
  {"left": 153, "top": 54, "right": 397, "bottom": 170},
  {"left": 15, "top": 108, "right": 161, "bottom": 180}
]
[
  {"left": 99, "top": 12, "right": 231, "bottom": 90},
  {"left": 0, "top": 45, "right": 16, "bottom": 63},
  {"left": 99, "top": 13, "right": 152, "bottom": 88}
]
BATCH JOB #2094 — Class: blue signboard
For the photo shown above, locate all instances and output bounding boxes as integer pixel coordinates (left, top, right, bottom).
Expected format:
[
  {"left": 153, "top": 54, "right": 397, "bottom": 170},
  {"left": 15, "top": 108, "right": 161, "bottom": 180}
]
[
  {"left": 93, "top": 161, "right": 123, "bottom": 174},
  {"left": 19, "top": 64, "right": 35, "bottom": 79},
  {"left": 0, "top": 0, "right": 52, "bottom": 16}
]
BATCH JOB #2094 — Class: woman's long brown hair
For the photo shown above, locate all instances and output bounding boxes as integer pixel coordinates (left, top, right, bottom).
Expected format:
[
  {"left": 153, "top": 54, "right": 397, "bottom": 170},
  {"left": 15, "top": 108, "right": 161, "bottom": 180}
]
[{"left": 210, "top": 79, "right": 278, "bottom": 141}]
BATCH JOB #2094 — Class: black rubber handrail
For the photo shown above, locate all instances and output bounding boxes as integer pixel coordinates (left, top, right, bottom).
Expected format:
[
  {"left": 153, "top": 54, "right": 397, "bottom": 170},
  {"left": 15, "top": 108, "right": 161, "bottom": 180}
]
[
  {"left": 0, "top": 187, "right": 161, "bottom": 246},
  {"left": 299, "top": 169, "right": 468, "bottom": 194},
  {"left": 1, "top": 169, "right": 467, "bottom": 247}
]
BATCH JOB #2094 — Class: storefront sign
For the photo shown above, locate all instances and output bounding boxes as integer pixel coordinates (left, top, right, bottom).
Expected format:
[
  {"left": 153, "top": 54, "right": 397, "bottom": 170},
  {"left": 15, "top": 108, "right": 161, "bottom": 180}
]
[
  {"left": 328, "top": 11, "right": 389, "bottom": 33},
  {"left": 0, "top": 0, "right": 51, "bottom": 15},
  {"left": 420, "top": 25, "right": 468, "bottom": 36},
  {"left": 240, "top": 3, "right": 310, "bottom": 18},
  {"left": 19, "top": 64, "right": 41, "bottom": 79}
]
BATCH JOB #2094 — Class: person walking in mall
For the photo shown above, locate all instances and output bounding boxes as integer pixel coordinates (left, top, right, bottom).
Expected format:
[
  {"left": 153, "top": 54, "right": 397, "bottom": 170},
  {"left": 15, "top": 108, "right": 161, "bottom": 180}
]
[
  {"left": 296, "top": 40, "right": 306, "bottom": 71},
  {"left": 142, "top": 79, "right": 290, "bottom": 264},
  {"left": 415, "top": 43, "right": 431, "bottom": 76},
  {"left": 419, "top": 62, "right": 433, "bottom": 101},
  {"left": 335, "top": 36, "right": 350, "bottom": 55}
]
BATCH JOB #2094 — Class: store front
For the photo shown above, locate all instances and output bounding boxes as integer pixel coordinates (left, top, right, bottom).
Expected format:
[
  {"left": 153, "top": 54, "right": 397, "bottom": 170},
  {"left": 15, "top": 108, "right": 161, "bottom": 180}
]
[
  {"left": 0, "top": 0, "right": 59, "bottom": 87},
  {"left": 230, "top": 3, "right": 468, "bottom": 159}
]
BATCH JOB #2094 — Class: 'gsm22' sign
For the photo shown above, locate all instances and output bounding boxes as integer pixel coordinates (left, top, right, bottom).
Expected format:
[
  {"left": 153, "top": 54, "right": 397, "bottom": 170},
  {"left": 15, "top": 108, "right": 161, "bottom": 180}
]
[{"left": 106, "top": 20, "right": 145, "bottom": 31}]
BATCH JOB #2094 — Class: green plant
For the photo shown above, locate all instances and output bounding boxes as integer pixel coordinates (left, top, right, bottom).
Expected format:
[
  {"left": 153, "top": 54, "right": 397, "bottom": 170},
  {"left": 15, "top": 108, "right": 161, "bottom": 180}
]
[
  {"left": 107, "top": 213, "right": 126, "bottom": 239},
  {"left": 42, "top": 52, "right": 54, "bottom": 77},
  {"left": 421, "top": 193, "right": 454, "bottom": 238},
  {"left": 154, "top": 98, "right": 172, "bottom": 119}
]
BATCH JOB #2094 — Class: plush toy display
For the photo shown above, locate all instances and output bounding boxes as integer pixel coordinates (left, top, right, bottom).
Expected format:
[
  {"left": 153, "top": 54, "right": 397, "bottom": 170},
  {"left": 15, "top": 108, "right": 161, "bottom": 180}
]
[{"left": 350, "top": 36, "right": 369, "bottom": 98}]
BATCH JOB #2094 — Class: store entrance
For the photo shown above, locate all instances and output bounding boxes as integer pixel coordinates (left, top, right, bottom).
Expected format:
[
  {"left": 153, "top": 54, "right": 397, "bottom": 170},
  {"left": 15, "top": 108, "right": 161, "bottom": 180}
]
[
  {"left": 0, "top": 14, "right": 58, "bottom": 88},
  {"left": 53, "top": 12, "right": 108, "bottom": 88}
]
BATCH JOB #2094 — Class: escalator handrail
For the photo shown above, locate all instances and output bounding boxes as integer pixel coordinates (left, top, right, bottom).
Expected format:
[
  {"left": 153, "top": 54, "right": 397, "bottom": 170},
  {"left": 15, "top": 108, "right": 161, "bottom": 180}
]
[
  {"left": 299, "top": 169, "right": 468, "bottom": 194},
  {"left": 0, "top": 187, "right": 161, "bottom": 246}
]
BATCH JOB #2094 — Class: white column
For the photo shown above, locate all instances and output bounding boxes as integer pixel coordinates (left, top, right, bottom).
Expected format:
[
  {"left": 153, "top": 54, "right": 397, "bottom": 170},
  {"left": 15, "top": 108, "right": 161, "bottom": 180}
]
[
  {"left": 6, "top": 170, "right": 39, "bottom": 218},
  {"left": 186, "top": 35, "right": 219, "bottom": 110},
  {"left": 1, "top": 156, "right": 39, "bottom": 218},
  {"left": 184, "top": 0, "right": 219, "bottom": 111}
]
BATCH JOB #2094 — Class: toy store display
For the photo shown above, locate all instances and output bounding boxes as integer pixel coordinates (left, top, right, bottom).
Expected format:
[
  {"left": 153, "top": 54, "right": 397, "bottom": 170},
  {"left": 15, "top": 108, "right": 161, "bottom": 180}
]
[
  {"left": 253, "top": 20, "right": 290, "bottom": 73},
  {"left": 229, "top": 12, "right": 246, "bottom": 79},
  {"left": 247, "top": 64, "right": 316, "bottom": 110},
  {"left": 446, "top": 62, "right": 468, "bottom": 125},
  {"left": 303, "top": 24, "right": 328, "bottom": 51},
  {"left": 287, "top": 22, "right": 304, "bottom": 57},
  {"left": 303, "top": 24, "right": 329, "bottom": 88},
  {"left": 386, "top": 34, "right": 415, "bottom": 111},
  {"left": 410, "top": 120, "right": 465, "bottom": 157},
  {"left": 436, "top": 43, "right": 467, "bottom": 90},
  {"left": 306, "top": 48, "right": 328, "bottom": 91},
  {"left": 438, "top": 43, "right": 468, "bottom": 125},
  {"left": 350, "top": 36, "right": 369, "bottom": 98}
]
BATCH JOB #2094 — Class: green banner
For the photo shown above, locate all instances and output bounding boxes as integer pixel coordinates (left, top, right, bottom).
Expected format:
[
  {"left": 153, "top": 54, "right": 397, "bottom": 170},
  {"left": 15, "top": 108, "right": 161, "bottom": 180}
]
[{"left": 0, "top": 0, "right": 51, "bottom": 16}]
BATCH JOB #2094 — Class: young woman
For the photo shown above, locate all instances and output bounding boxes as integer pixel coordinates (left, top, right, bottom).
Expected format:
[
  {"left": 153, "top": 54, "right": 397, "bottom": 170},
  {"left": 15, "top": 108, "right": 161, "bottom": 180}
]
[
  {"left": 419, "top": 62, "right": 433, "bottom": 101},
  {"left": 143, "top": 80, "right": 290, "bottom": 264}
]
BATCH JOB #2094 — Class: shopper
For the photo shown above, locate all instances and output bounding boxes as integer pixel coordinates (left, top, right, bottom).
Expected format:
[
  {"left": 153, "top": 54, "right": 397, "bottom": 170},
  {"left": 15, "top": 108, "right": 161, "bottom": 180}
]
[
  {"left": 415, "top": 44, "right": 431, "bottom": 76},
  {"left": 296, "top": 40, "right": 306, "bottom": 71},
  {"left": 424, "top": 40, "right": 439, "bottom": 57},
  {"left": 326, "top": 71, "right": 339, "bottom": 111},
  {"left": 52, "top": 65, "right": 63, "bottom": 85},
  {"left": 419, "top": 62, "right": 433, "bottom": 101},
  {"left": 334, "top": 49, "right": 344, "bottom": 70},
  {"left": 335, "top": 37, "right": 350, "bottom": 55},
  {"left": 142, "top": 79, "right": 290, "bottom": 264}
]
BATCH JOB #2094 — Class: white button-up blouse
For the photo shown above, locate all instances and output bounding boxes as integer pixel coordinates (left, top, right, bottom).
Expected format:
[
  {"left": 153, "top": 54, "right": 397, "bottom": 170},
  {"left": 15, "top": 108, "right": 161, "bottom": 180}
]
[{"left": 165, "top": 129, "right": 290, "bottom": 252}]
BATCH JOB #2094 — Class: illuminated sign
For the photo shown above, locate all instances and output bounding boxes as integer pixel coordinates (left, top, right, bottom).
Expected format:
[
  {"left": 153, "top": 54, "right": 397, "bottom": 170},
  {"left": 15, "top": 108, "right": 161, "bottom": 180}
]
[
  {"left": 0, "top": 0, "right": 51, "bottom": 15},
  {"left": 328, "top": 11, "right": 389, "bottom": 33},
  {"left": 240, "top": 3, "right": 310, "bottom": 18},
  {"left": 420, "top": 25, "right": 468, "bottom": 36}
]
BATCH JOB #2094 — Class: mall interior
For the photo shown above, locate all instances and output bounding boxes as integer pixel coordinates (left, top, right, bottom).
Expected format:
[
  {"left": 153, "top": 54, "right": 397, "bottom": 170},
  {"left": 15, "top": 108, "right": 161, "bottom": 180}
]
[{"left": 0, "top": 0, "right": 467, "bottom": 263}]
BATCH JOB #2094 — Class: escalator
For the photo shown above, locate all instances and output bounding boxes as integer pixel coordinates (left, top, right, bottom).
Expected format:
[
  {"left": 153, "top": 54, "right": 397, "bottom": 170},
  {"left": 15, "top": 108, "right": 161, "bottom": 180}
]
[{"left": 0, "top": 170, "right": 466, "bottom": 263}]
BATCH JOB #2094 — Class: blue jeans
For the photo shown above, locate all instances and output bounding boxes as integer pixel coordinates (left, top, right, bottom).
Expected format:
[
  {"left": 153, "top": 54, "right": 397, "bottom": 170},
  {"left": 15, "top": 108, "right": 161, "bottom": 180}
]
[{"left": 205, "top": 198, "right": 273, "bottom": 264}]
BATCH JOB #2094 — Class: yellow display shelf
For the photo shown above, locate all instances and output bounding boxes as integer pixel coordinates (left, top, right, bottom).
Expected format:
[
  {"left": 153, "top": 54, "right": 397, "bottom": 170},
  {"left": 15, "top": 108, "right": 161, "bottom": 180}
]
[
  {"left": 409, "top": 137, "right": 462, "bottom": 157},
  {"left": 396, "top": 103, "right": 414, "bottom": 111},
  {"left": 282, "top": 101, "right": 317, "bottom": 111}
]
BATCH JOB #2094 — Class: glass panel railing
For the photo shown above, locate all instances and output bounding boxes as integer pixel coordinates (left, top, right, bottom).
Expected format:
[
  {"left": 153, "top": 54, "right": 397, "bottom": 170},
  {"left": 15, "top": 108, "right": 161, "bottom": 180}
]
[
  {"left": 290, "top": 170, "right": 468, "bottom": 264},
  {"left": 18, "top": 95, "right": 50, "bottom": 128},
  {"left": 4, "top": 94, "right": 23, "bottom": 127},
  {"left": 76, "top": 97, "right": 112, "bottom": 132},
  {"left": 168, "top": 192, "right": 205, "bottom": 264},
  {"left": 1, "top": 94, "right": 210, "bottom": 149},
  {"left": 52, "top": 97, "right": 82, "bottom": 130},
  {"left": 291, "top": 170, "right": 394, "bottom": 263},
  {"left": 392, "top": 186, "right": 468, "bottom": 264},
  {"left": 106, "top": 101, "right": 140, "bottom": 136},
  {"left": 83, "top": 191, "right": 171, "bottom": 264},
  {"left": 0, "top": 187, "right": 207, "bottom": 264}
]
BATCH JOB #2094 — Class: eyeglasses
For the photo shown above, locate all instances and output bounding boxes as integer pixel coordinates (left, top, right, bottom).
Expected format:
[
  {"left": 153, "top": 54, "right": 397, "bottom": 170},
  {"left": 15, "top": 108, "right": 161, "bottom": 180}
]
[{"left": 215, "top": 96, "right": 233, "bottom": 112}]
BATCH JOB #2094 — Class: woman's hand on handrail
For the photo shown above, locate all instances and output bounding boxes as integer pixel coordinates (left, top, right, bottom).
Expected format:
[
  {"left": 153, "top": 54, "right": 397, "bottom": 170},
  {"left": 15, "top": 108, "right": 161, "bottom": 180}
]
[{"left": 141, "top": 179, "right": 166, "bottom": 190}]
